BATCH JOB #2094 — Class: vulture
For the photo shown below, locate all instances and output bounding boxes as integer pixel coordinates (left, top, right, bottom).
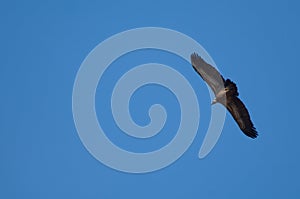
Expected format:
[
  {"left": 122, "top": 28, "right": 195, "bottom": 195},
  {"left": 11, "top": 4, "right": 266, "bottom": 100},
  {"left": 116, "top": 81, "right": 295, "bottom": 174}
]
[{"left": 190, "top": 53, "right": 258, "bottom": 138}]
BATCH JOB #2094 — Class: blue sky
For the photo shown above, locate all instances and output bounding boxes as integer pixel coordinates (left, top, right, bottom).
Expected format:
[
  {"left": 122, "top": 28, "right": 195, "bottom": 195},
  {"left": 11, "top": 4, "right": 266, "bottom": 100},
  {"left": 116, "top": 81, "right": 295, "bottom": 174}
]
[{"left": 1, "top": 0, "right": 300, "bottom": 198}]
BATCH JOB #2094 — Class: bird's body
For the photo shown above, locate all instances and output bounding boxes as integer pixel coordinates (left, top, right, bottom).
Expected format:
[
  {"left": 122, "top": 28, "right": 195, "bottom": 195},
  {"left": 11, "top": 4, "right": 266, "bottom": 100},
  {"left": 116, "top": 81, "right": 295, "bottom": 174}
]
[
  {"left": 214, "top": 89, "right": 227, "bottom": 105},
  {"left": 191, "top": 53, "right": 258, "bottom": 138}
]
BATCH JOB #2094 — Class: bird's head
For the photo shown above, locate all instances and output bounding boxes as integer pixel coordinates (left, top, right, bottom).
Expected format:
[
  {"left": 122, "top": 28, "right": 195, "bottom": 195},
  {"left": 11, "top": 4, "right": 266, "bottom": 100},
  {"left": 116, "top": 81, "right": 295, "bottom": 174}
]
[{"left": 211, "top": 98, "right": 217, "bottom": 105}]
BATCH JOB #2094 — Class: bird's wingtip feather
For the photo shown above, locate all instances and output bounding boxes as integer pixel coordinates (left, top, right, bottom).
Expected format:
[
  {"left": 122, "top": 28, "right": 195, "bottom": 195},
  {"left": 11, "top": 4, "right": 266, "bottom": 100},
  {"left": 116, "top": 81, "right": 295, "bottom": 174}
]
[{"left": 245, "top": 128, "right": 258, "bottom": 139}]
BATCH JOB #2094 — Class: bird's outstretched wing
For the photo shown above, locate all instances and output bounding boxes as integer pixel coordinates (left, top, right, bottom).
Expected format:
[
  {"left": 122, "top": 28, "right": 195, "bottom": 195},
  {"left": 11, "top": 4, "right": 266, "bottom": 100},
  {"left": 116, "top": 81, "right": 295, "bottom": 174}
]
[
  {"left": 191, "top": 53, "right": 225, "bottom": 95},
  {"left": 226, "top": 96, "right": 258, "bottom": 138}
]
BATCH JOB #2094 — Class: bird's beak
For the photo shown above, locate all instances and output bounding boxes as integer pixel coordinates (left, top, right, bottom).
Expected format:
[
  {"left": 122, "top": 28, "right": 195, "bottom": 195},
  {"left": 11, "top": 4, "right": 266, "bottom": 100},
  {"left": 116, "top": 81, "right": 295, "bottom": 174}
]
[{"left": 211, "top": 99, "right": 217, "bottom": 105}]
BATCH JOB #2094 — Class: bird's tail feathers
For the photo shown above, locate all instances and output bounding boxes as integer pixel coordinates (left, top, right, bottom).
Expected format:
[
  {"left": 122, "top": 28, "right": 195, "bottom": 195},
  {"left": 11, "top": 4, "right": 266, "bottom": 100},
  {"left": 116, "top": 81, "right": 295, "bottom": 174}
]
[{"left": 225, "top": 79, "right": 239, "bottom": 96}]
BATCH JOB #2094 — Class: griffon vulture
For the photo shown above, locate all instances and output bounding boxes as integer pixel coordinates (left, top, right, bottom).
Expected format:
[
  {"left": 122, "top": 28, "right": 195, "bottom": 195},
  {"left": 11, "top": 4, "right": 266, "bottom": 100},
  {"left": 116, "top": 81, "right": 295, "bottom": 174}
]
[{"left": 191, "top": 53, "right": 258, "bottom": 138}]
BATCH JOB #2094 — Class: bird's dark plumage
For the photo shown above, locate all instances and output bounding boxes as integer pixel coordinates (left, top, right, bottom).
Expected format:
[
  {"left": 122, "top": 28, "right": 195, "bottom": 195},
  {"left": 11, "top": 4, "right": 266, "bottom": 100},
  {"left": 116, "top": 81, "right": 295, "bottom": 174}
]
[{"left": 191, "top": 53, "right": 258, "bottom": 138}]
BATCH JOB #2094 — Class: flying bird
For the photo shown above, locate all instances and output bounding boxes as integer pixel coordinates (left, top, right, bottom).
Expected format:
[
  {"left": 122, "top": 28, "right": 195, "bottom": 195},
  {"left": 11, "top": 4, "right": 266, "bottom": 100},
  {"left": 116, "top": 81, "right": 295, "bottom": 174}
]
[{"left": 190, "top": 53, "right": 258, "bottom": 138}]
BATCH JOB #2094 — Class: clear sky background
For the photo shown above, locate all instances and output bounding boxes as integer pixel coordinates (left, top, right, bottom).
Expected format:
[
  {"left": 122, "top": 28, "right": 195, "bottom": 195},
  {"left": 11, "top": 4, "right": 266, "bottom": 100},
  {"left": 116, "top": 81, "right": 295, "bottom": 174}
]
[{"left": 1, "top": 0, "right": 300, "bottom": 198}]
